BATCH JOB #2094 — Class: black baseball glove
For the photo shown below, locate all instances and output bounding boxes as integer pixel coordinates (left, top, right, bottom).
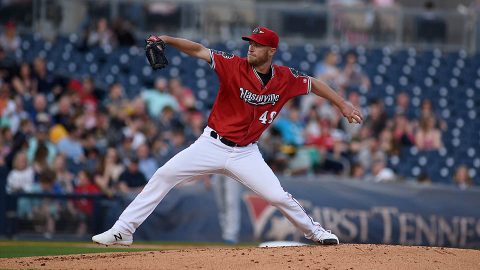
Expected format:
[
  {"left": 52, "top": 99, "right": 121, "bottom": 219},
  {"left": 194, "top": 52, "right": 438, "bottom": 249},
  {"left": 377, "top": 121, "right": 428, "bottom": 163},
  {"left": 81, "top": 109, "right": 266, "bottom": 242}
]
[{"left": 145, "top": 36, "right": 168, "bottom": 70}]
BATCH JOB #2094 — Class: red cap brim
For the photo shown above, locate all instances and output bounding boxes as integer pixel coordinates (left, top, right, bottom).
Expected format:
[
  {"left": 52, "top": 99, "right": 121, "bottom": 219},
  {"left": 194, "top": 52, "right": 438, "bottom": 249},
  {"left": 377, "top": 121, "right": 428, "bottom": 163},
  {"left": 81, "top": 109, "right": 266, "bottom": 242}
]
[{"left": 242, "top": 36, "right": 270, "bottom": 47}]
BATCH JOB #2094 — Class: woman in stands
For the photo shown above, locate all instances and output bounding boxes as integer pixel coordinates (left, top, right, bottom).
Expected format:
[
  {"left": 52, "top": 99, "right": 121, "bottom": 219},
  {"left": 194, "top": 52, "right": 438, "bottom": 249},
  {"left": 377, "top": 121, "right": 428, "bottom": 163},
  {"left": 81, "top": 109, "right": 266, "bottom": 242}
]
[
  {"left": 415, "top": 115, "right": 442, "bottom": 151},
  {"left": 453, "top": 165, "right": 473, "bottom": 190}
]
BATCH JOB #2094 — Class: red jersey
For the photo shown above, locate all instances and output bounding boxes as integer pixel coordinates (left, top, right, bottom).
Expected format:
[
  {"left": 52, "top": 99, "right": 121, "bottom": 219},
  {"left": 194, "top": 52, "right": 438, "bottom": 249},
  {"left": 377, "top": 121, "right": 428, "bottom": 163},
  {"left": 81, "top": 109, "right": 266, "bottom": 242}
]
[{"left": 208, "top": 49, "right": 311, "bottom": 146}]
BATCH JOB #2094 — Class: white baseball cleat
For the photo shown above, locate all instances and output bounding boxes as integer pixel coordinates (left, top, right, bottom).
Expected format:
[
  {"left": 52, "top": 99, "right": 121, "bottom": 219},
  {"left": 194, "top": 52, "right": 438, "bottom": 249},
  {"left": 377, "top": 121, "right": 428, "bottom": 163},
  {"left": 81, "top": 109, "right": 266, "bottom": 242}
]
[
  {"left": 92, "top": 229, "right": 133, "bottom": 246},
  {"left": 311, "top": 227, "right": 339, "bottom": 245}
]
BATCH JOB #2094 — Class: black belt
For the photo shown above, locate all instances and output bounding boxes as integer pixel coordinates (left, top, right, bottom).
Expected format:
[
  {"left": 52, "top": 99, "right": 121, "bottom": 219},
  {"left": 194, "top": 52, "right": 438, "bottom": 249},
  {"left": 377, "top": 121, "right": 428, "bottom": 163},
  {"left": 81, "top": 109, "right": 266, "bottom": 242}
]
[{"left": 210, "top": 131, "right": 250, "bottom": 147}]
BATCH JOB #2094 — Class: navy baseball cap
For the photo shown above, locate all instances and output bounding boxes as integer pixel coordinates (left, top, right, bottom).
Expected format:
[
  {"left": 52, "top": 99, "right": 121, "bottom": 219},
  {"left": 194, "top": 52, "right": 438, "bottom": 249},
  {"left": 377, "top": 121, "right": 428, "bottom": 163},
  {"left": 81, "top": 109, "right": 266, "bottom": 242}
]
[{"left": 242, "top": 27, "right": 279, "bottom": 49}]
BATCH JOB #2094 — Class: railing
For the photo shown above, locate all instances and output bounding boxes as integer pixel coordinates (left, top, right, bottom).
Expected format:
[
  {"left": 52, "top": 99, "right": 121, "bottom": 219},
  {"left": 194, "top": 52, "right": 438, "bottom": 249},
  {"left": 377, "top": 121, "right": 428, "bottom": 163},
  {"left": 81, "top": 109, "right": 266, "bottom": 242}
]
[
  {"left": 0, "top": 0, "right": 477, "bottom": 52},
  {"left": 1, "top": 192, "right": 113, "bottom": 239}
]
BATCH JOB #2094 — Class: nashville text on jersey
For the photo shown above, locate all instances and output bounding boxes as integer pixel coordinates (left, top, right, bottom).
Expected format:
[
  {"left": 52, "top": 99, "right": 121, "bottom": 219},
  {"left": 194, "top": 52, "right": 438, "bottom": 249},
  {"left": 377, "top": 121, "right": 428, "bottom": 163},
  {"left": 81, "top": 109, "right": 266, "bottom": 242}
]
[{"left": 239, "top": 88, "right": 280, "bottom": 106}]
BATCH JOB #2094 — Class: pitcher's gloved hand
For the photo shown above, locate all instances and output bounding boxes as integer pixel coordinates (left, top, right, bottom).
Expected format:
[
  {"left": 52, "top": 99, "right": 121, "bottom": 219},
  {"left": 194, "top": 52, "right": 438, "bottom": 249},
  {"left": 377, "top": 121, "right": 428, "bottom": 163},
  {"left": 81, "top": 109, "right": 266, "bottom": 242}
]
[{"left": 145, "top": 35, "right": 168, "bottom": 70}]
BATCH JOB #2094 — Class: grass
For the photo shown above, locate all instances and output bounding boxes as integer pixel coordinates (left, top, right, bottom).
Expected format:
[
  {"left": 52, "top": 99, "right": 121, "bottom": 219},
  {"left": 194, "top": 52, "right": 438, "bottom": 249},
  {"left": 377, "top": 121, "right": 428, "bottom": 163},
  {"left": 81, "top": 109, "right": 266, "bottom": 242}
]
[
  {"left": 0, "top": 241, "right": 154, "bottom": 258},
  {"left": 0, "top": 246, "right": 153, "bottom": 258},
  {"left": 0, "top": 240, "right": 255, "bottom": 258}
]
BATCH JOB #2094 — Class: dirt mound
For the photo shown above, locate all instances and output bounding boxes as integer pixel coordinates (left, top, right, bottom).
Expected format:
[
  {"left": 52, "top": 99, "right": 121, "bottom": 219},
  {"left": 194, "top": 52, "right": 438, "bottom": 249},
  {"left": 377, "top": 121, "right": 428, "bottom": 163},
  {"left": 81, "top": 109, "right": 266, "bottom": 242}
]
[{"left": 1, "top": 244, "right": 479, "bottom": 269}]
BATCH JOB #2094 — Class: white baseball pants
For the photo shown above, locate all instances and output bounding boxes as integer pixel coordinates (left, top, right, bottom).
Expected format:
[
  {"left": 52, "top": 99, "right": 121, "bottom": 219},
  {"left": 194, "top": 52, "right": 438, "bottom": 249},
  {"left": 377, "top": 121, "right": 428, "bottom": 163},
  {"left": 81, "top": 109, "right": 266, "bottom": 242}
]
[{"left": 113, "top": 126, "right": 322, "bottom": 240}]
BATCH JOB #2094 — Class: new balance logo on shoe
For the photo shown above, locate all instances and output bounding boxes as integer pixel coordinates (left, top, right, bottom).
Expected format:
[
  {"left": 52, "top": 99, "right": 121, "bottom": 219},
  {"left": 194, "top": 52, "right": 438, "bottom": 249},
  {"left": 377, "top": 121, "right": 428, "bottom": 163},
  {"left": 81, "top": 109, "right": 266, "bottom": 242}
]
[{"left": 114, "top": 233, "right": 123, "bottom": 241}]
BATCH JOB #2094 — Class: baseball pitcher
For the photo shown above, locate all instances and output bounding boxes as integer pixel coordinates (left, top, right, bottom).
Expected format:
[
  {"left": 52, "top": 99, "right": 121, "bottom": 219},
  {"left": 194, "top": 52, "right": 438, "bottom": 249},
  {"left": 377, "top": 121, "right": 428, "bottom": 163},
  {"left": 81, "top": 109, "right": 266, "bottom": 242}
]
[{"left": 93, "top": 26, "right": 363, "bottom": 246}]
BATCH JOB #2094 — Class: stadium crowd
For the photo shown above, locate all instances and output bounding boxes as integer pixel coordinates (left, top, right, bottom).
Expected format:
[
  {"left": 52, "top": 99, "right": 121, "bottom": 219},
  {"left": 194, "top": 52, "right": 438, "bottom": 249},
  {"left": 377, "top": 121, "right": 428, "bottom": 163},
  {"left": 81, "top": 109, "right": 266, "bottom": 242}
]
[{"left": 0, "top": 18, "right": 477, "bottom": 237}]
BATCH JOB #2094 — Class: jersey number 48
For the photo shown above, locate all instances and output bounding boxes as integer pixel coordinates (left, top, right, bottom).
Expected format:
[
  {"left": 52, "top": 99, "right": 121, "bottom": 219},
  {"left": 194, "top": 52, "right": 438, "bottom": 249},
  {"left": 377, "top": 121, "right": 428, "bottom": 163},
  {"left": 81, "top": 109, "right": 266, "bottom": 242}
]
[{"left": 259, "top": 111, "right": 277, "bottom": 125}]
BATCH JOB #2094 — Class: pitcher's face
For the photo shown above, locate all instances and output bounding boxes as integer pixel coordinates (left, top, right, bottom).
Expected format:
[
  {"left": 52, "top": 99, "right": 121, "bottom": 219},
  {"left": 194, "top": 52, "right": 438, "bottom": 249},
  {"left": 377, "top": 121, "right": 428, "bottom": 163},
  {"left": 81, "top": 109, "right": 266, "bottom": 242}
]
[{"left": 247, "top": 41, "right": 275, "bottom": 66}]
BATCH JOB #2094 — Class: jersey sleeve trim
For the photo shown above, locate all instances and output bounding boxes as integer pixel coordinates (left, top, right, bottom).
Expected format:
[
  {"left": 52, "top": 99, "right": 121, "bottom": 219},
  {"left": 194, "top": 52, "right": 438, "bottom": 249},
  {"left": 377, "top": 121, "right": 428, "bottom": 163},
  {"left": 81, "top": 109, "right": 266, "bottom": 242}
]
[
  {"left": 307, "top": 76, "right": 312, "bottom": 95},
  {"left": 209, "top": 49, "right": 215, "bottom": 70}
]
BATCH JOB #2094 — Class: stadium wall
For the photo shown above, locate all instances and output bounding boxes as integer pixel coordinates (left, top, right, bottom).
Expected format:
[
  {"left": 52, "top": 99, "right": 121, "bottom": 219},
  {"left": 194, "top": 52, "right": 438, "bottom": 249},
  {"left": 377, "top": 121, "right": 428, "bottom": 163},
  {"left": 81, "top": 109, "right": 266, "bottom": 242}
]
[{"left": 99, "top": 176, "right": 480, "bottom": 248}]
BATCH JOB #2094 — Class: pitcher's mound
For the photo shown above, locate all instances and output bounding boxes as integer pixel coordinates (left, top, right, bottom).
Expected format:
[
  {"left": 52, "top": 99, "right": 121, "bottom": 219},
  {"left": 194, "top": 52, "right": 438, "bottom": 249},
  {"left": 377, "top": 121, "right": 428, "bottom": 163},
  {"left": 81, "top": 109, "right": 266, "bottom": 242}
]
[{"left": 1, "top": 244, "right": 479, "bottom": 269}]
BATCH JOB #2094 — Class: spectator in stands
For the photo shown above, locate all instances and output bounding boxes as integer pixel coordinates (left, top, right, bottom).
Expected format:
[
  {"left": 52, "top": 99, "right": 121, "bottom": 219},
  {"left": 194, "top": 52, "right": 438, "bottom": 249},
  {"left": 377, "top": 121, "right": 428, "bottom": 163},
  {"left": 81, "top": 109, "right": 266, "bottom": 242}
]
[
  {"left": 416, "top": 1, "right": 446, "bottom": 43},
  {"left": 357, "top": 136, "right": 386, "bottom": 173},
  {"left": 82, "top": 140, "right": 100, "bottom": 173},
  {"left": 314, "top": 50, "right": 340, "bottom": 89},
  {"left": 155, "top": 126, "right": 189, "bottom": 166},
  {"left": 129, "top": 97, "right": 149, "bottom": 119},
  {"left": 367, "top": 158, "right": 396, "bottom": 182},
  {"left": 142, "top": 117, "right": 159, "bottom": 143},
  {"left": 0, "top": 127, "right": 13, "bottom": 168},
  {"left": 341, "top": 91, "right": 363, "bottom": 139},
  {"left": 6, "top": 151, "right": 34, "bottom": 194},
  {"left": 118, "top": 157, "right": 147, "bottom": 194},
  {"left": 0, "top": 45, "right": 16, "bottom": 72},
  {"left": 391, "top": 113, "right": 415, "bottom": 154},
  {"left": 117, "top": 134, "right": 136, "bottom": 165},
  {"left": 275, "top": 105, "right": 305, "bottom": 146},
  {"left": 32, "top": 57, "right": 57, "bottom": 94},
  {"left": 258, "top": 127, "right": 289, "bottom": 173},
  {"left": 6, "top": 151, "right": 35, "bottom": 220},
  {"left": 307, "top": 118, "right": 335, "bottom": 152},
  {"left": 370, "top": 0, "right": 399, "bottom": 42},
  {"left": 301, "top": 94, "right": 336, "bottom": 124},
  {"left": 328, "top": 0, "right": 371, "bottom": 43},
  {"left": 90, "top": 109, "right": 112, "bottom": 152},
  {"left": 169, "top": 127, "right": 189, "bottom": 155},
  {"left": 56, "top": 126, "right": 85, "bottom": 163},
  {"left": 136, "top": 143, "right": 158, "bottom": 179},
  {"left": 0, "top": 20, "right": 20, "bottom": 53},
  {"left": 122, "top": 115, "right": 147, "bottom": 150},
  {"left": 349, "top": 125, "right": 372, "bottom": 157},
  {"left": 184, "top": 110, "right": 206, "bottom": 144},
  {"left": 12, "top": 62, "right": 36, "bottom": 96},
  {"left": 415, "top": 115, "right": 442, "bottom": 151},
  {"left": 337, "top": 51, "right": 370, "bottom": 91},
  {"left": 52, "top": 153, "right": 74, "bottom": 193},
  {"left": 151, "top": 137, "right": 171, "bottom": 166},
  {"left": 453, "top": 165, "right": 473, "bottom": 190},
  {"left": 168, "top": 77, "right": 196, "bottom": 111},
  {"left": 307, "top": 117, "right": 347, "bottom": 174},
  {"left": 50, "top": 84, "right": 66, "bottom": 104},
  {"left": 112, "top": 18, "right": 136, "bottom": 47},
  {"left": 86, "top": 17, "right": 115, "bottom": 49},
  {"left": 102, "top": 82, "right": 126, "bottom": 117},
  {"left": 364, "top": 99, "right": 387, "bottom": 138},
  {"left": 350, "top": 162, "right": 366, "bottom": 180},
  {"left": 94, "top": 147, "right": 124, "bottom": 197},
  {"left": 2, "top": 95, "right": 28, "bottom": 135},
  {"left": 304, "top": 105, "right": 322, "bottom": 143},
  {"left": 378, "top": 129, "right": 394, "bottom": 155},
  {"left": 81, "top": 97, "right": 99, "bottom": 130},
  {"left": 27, "top": 124, "right": 56, "bottom": 170},
  {"left": 52, "top": 95, "right": 73, "bottom": 128},
  {"left": 419, "top": 98, "right": 446, "bottom": 130},
  {"left": 73, "top": 169, "right": 100, "bottom": 236},
  {"left": 142, "top": 77, "right": 179, "bottom": 118},
  {"left": 78, "top": 77, "right": 99, "bottom": 108},
  {"left": 0, "top": 79, "right": 10, "bottom": 117},
  {"left": 29, "top": 94, "right": 51, "bottom": 126},
  {"left": 68, "top": 78, "right": 98, "bottom": 112},
  {"left": 156, "top": 105, "right": 181, "bottom": 140},
  {"left": 419, "top": 98, "right": 434, "bottom": 119},
  {"left": 395, "top": 92, "right": 414, "bottom": 119},
  {"left": 5, "top": 118, "right": 33, "bottom": 170}
]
